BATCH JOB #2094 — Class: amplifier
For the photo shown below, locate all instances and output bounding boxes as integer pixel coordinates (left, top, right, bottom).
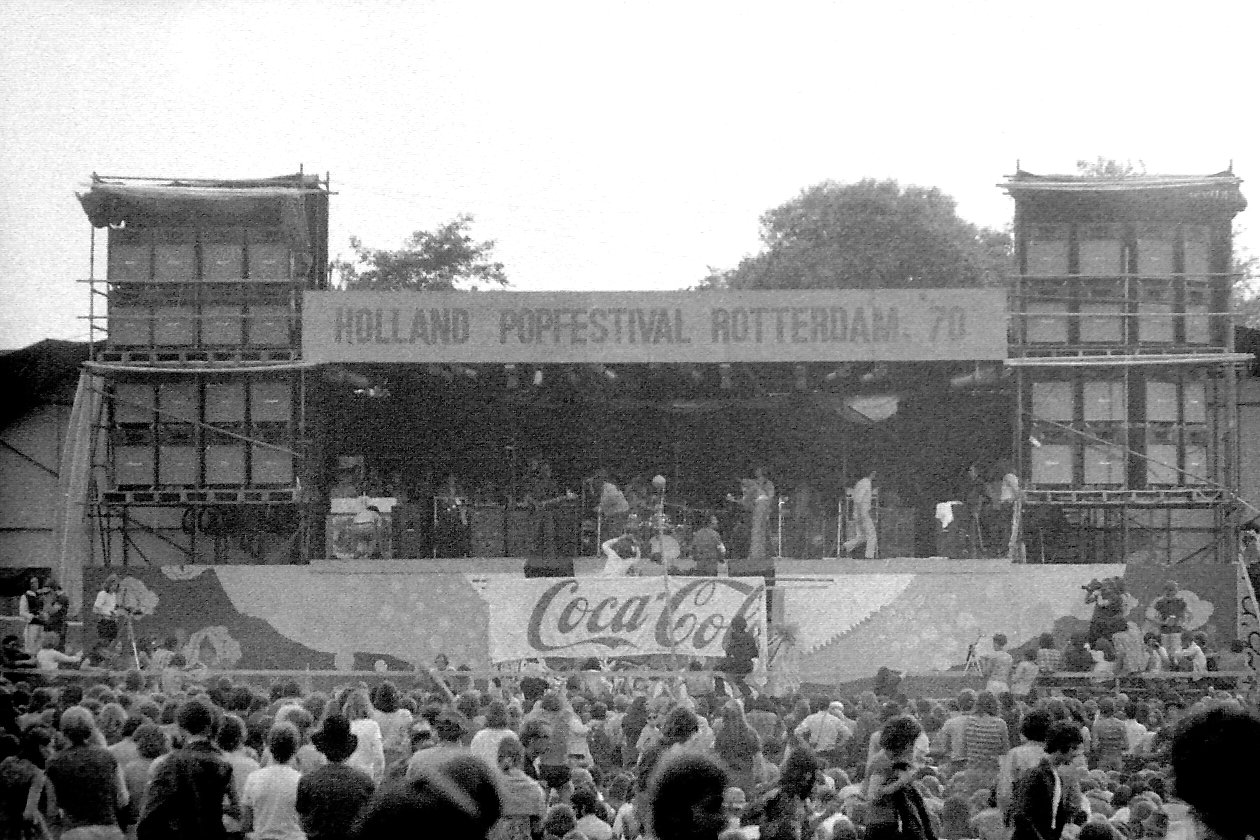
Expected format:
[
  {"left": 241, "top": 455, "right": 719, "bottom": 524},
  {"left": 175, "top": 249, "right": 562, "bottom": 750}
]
[
  {"left": 205, "top": 381, "right": 246, "bottom": 424},
  {"left": 504, "top": 508, "right": 535, "bottom": 556},
  {"left": 250, "top": 424, "right": 293, "bottom": 486},
  {"left": 250, "top": 380, "right": 292, "bottom": 423},
  {"left": 152, "top": 228, "right": 197, "bottom": 280},
  {"left": 201, "top": 227, "right": 245, "bottom": 279},
  {"left": 471, "top": 505, "right": 505, "bottom": 557},
  {"left": 205, "top": 442, "right": 247, "bottom": 486},
  {"left": 107, "top": 227, "right": 151, "bottom": 281},
  {"left": 246, "top": 230, "right": 291, "bottom": 279},
  {"left": 113, "top": 426, "right": 156, "bottom": 487},
  {"left": 113, "top": 382, "right": 156, "bottom": 424}
]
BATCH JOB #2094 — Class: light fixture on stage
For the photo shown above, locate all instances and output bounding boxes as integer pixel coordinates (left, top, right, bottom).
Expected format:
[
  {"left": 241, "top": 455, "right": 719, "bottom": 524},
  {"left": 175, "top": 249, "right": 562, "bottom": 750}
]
[
  {"left": 426, "top": 364, "right": 453, "bottom": 382},
  {"left": 824, "top": 365, "right": 854, "bottom": 382},
  {"left": 603, "top": 365, "right": 617, "bottom": 382},
  {"left": 720, "top": 363, "right": 733, "bottom": 390},
  {"left": 860, "top": 364, "right": 890, "bottom": 384},
  {"left": 533, "top": 368, "right": 544, "bottom": 387},
  {"left": 840, "top": 393, "right": 900, "bottom": 424},
  {"left": 505, "top": 364, "right": 519, "bottom": 389}
]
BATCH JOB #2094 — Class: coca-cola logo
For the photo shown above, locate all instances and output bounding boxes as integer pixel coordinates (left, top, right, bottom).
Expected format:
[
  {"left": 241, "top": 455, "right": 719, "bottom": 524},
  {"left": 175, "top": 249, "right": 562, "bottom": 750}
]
[{"left": 526, "top": 577, "right": 764, "bottom": 654}]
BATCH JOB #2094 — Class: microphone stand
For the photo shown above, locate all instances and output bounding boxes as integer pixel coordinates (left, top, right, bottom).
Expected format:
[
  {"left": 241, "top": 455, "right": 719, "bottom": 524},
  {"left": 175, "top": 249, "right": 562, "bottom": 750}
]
[{"left": 657, "top": 481, "right": 678, "bottom": 675}]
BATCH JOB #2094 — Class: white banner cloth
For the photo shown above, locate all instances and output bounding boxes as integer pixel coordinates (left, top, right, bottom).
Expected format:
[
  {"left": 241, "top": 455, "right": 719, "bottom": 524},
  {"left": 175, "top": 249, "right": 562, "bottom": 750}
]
[{"left": 485, "top": 576, "right": 766, "bottom": 662}]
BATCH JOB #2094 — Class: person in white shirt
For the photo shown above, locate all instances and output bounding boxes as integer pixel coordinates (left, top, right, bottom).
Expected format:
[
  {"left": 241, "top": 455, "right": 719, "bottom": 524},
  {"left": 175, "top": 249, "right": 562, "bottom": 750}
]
[
  {"left": 795, "top": 698, "right": 851, "bottom": 765},
  {"left": 842, "top": 469, "right": 878, "bottom": 559},
  {"left": 342, "top": 688, "right": 386, "bottom": 783},
  {"left": 242, "top": 723, "right": 306, "bottom": 840},
  {"left": 93, "top": 575, "right": 122, "bottom": 644},
  {"left": 983, "top": 633, "right": 1015, "bottom": 694},
  {"left": 1177, "top": 633, "right": 1209, "bottom": 674},
  {"left": 35, "top": 631, "right": 82, "bottom": 671}
]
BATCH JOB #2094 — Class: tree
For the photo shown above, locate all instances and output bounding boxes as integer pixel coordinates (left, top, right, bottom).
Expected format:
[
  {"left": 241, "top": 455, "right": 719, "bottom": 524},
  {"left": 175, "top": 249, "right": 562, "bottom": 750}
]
[
  {"left": 1230, "top": 236, "right": 1260, "bottom": 327},
  {"left": 698, "top": 179, "right": 1010, "bottom": 290},
  {"left": 333, "top": 214, "right": 508, "bottom": 291}
]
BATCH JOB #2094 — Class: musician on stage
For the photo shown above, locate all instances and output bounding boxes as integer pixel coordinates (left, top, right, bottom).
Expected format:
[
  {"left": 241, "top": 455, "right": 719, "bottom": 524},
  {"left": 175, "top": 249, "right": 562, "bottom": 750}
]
[
  {"left": 527, "top": 461, "right": 565, "bottom": 559},
  {"left": 690, "top": 515, "right": 726, "bottom": 576},
  {"left": 728, "top": 466, "right": 774, "bottom": 569},
  {"left": 600, "top": 531, "right": 642, "bottom": 576},
  {"left": 435, "top": 473, "right": 471, "bottom": 557},
  {"left": 18, "top": 574, "right": 45, "bottom": 653},
  {"left": 842, "top": 467, "right": 878, "bottom": 559},
  {"left": 92, "top": 574, "right": 123, "bottom": 644},
  {"left": 43, "top": 579, "right": 70, "bottom": 650},
  {"left": 593, "top": 469, "right": 630, "bottom": 537}
]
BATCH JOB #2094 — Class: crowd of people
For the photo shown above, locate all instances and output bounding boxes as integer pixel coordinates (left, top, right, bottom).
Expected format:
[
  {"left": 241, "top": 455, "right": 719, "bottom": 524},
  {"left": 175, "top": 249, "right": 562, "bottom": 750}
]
[{"left": 1, "top": 654, "right": 1257, "bottom": 840}]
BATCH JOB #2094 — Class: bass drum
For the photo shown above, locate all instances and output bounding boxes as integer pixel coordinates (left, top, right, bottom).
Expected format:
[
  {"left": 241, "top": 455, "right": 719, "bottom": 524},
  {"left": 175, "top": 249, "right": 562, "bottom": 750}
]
[{"left": 648, "top": 534, "right": 681, "bottom": 563}]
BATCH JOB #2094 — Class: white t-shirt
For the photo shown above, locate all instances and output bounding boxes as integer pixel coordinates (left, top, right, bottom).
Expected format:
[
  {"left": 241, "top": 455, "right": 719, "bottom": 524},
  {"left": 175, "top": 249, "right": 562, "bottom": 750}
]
[
  {"left": 243, "top": 764, "right": 305, "bottom": 840},
  {"left": 35, "top": 648, "right": 80, "bottom": 671},
  {"left": 93, "top": 590, "right": 117, "bottom": 618},
  {"left": 347, "top": 717, "right": 385, "bottom": 782},
  {"left": 852, "top": 478, "right": 873, "bottom": 512}
]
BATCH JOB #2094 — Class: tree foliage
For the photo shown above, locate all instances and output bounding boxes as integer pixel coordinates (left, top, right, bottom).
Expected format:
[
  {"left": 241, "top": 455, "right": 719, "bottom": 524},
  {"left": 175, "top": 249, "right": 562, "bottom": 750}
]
[
  {"left": 698, "top": 179, "right": 1011, "bottom": 290},
  {"left": 333, "top": 214, "right": 508, "bottom": 291}
]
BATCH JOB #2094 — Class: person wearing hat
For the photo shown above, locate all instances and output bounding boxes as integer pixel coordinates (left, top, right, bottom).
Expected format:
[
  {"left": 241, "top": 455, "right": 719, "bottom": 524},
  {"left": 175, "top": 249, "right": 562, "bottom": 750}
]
[{"left": 297, "top": 714, "right": 376, "bottom": 840}]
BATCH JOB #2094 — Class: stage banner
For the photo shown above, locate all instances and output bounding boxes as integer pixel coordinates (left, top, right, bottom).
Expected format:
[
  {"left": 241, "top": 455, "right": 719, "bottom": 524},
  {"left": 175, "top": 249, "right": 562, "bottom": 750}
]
[
  {"left": 484, "top": 576, "right": 766, "bottom": 662},
  {"left": 302, "top": 289, "right": 1008, "bottom": 364}
]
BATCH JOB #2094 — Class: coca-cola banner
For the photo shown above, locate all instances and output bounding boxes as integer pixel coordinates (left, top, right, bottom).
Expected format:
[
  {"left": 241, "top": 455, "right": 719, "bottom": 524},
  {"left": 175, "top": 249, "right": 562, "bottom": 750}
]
[{"left": 486, "top": 576, "right": 767, "bottom": 662}]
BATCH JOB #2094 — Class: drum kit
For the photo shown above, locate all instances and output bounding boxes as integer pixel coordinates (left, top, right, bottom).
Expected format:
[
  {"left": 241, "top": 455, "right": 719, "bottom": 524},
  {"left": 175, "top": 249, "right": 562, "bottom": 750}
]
[{"left": 631, "top": 510, "right": 691, "bottom": 565}]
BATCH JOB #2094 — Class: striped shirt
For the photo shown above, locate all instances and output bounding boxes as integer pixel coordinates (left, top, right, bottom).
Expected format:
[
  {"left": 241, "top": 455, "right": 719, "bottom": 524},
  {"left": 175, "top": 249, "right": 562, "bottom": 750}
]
[
  {"left": 1092, "top": 717, "right": 1128, "bottom": 758},
  {"left": 963, "top": 715, "right": 1010, "bottom": 769}
]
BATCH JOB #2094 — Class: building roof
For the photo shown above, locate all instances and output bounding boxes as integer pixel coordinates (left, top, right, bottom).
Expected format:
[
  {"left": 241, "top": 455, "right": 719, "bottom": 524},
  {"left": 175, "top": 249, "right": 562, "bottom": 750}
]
[
  {"left": 0, "top": 340, "right": 89, "bottom": 428},
  {"left": 75, "top": 172, "right": 327, "bottom": 239},
  {"left": 1000, "top": 170, "right": 1247, "bottom": 216},
  {"left": 1001, "top": 170, "right": 1242, "bottom": 193}
]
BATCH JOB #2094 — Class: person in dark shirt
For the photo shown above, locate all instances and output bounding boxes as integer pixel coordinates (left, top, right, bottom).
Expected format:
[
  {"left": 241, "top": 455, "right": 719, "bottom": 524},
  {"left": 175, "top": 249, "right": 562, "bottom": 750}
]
[
  {"left": 350, "top": 754, "right": 500, "bottom": 840},
  {"left": 1, "top": 635, "right": 36, "bottom": 672},
  {"left": 719, "top": 616, "right": 759, "bottom": 698},
  {"left": 138, "top": 696, "right": 238, "bottom": 840},
  {"left": 1170, "top": 705, "right": 1260, "bottom": 840},
  {"left": 298, "top": 714, "right": 375, "bottom": 840},
  {"left": 42, "top": 580, "right": 71, "bottom": 651},
  {"left": 44, "top": 706, "right": 128, "bottom": 837}
]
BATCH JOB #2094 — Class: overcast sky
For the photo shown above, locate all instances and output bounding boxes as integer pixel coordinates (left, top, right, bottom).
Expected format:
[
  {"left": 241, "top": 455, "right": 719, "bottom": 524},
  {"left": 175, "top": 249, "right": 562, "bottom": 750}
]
[{"left": 1, "top": 0, "right": 1254, "bottom": 349}]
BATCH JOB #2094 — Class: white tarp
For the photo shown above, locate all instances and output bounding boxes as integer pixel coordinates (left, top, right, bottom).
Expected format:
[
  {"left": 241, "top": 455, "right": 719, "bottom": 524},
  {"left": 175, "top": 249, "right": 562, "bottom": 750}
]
[{"left": 485, "top": 576, "right": 766, "bottom": 662}]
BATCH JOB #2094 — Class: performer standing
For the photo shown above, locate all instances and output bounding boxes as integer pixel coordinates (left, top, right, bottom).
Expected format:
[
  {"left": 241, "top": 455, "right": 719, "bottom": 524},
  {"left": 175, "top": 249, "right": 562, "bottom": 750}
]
[
  {"left": 842, "top": 468, "right": 878, "bottom": 559},
  {"left": 43, "top": 579, "right": 70, "bottom": 651},
  {"left": 690, "top": 515, "right": 727, "bottom": 576},
  {"left": 594, "top": 470, "right": 630, "bottom": 537},
  {"left": 729, "top": 466, "right": 774, "bottom": 569},
  {"left": 18, "top": 574, "right": 45, "bottom": 653},
  {"left": 93, "top": 574, "right": 122, "bottom": 644},
  {"left": 1152, "top": 580, "right": 1188, "bottom": 656}
]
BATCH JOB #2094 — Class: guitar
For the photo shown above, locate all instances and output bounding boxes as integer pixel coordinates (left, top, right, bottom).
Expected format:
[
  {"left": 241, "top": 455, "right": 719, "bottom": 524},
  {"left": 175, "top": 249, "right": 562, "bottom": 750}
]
[{"left": 533, "top": 490, "right": 578, "bottom": 509}]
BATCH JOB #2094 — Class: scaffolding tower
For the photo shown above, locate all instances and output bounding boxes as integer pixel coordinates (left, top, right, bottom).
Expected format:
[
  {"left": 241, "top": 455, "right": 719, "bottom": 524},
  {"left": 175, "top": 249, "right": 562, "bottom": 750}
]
[
  {"left": 1002, "top": 170, "right": 1249, "bottom": 564},
  {"left": 79, "top": 172, "right": 330, "bottom": 566}
]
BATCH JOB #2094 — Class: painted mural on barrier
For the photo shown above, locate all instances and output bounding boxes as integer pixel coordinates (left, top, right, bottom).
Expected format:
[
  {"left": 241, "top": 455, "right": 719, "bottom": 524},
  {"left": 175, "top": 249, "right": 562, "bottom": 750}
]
[
  {"left": 780, "top": 561, "right": 1239, "bottom": 684},
  {"left": 82, "top": 568, "right": 765, "bottom": 672},
  {"left": 83, "top": 562, "right": 1235, "bottom": 682}
]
